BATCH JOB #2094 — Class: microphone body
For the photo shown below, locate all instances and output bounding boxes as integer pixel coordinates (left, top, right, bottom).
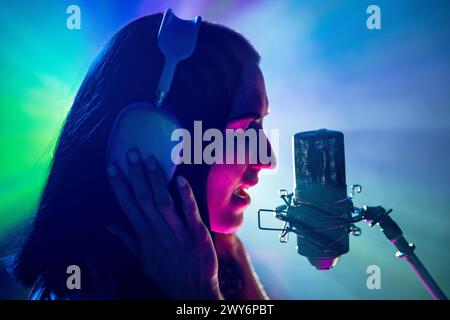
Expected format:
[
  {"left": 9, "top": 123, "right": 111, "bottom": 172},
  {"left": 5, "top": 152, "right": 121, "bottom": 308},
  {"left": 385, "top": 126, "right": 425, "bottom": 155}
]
[{"left": 291, "top": 129, "right": 352, "bottom": 270}]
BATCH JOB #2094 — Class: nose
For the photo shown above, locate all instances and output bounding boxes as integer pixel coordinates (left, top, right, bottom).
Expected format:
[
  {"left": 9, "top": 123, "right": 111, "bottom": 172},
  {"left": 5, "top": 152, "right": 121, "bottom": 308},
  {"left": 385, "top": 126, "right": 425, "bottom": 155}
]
[{"left": 251, "top": 131, "right": 277, "bottom": 170}]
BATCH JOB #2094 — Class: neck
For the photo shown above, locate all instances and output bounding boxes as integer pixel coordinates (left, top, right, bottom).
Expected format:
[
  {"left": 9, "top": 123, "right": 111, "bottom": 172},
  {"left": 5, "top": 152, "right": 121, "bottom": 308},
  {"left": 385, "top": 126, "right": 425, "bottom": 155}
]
[{"left": 213, "top": 233, "right": 269, "bottom": 300}]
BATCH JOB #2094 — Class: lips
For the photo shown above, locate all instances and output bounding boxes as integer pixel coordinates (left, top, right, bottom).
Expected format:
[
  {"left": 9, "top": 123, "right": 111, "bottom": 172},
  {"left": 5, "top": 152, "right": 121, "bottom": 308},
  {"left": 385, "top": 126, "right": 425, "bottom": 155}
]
[
  {"left": 229, "top": 169, "right": 260, "bottom": 210},
  {"left": 231, "top": 186, "right": 251, "bottom": 208},
  {"left": 233, "top": 186, "right": 250, "bottom": 199},
  {"left": 230, "top": 176, "right": 258, "bottom": 209}
]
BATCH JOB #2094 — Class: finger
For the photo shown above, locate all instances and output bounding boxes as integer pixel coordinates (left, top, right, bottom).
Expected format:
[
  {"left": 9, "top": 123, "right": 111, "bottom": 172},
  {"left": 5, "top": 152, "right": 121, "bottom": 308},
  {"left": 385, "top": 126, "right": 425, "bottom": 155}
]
[
  {"left": 107, "top": 163, "right": 148, "bottom": 240},
  {"left": 126, "top": 149, "right": 170, "bottom": 237},
  {"left": 145, "top": 157, "right": 174, "bottom": 210},
  {"left": 176, "top": 175, "right": 208, "bottom": 238},
  {"left": 145, "top": 157, "right": 183, "bottom": 235},
  {"left": 106, "top": 225, "right": 139, "bottom": 257},
  {"left": 126, "top": 149, "right": 156, "bottom": 213}
]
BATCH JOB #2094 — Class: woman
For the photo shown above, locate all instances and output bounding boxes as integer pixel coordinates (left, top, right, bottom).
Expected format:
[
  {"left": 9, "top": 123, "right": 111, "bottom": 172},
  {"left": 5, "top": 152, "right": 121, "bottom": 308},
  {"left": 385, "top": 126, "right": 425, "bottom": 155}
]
[{"left": 10, "top": 12, "right": 276, "bottom": 299}]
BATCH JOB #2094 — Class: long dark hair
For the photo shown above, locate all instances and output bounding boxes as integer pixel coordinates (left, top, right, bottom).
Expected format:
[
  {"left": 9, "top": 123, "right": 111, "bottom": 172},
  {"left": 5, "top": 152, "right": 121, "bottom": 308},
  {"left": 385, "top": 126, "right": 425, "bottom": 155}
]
[{"left": 9, "top": 13, "right": 260, "bottom": 299}]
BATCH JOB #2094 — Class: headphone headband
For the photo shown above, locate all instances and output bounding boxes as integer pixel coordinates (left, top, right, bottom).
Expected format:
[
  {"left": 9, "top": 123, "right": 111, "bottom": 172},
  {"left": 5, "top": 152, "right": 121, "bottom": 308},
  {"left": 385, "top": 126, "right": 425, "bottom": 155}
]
[{"left": 155, "top": 9, "right": 202, "bottom": 107}]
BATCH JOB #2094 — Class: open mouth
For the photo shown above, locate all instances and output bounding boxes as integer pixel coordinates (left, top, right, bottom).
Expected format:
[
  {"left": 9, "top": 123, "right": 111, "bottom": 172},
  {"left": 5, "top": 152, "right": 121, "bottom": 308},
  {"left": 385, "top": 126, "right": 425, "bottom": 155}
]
[
  {"left": 231, "top": 185, "right": 251, "bottom": 209},
  {"left": 233, "top": 186, "right": 250, "bottom": 200}
]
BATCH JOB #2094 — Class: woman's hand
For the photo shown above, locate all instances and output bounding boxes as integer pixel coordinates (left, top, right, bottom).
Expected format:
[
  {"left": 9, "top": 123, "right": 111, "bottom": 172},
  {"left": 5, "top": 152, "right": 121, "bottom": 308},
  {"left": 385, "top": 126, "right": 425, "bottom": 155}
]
[{"left": 106, "top": 149, "right": 223, "bottom": 300}]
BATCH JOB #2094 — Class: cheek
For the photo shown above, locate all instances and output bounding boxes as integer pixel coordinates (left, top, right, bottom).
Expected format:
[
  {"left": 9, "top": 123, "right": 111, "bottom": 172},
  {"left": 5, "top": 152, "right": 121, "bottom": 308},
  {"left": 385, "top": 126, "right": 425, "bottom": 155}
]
[
  {"left": 208, "top": 165, "right": 235, "bottom": 192},
  {"left": 206, "top": 164, "right": 239, "bottom": 207},
  {"left": 206, "top": 164, "right": 246, "bottom": 233}
]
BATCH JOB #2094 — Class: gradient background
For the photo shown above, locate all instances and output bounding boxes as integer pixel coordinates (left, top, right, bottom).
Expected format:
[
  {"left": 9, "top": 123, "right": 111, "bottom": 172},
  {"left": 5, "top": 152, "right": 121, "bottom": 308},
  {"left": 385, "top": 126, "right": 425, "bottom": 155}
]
[{"left": 0, "top": 0, "right": 449, "bottom": 299}]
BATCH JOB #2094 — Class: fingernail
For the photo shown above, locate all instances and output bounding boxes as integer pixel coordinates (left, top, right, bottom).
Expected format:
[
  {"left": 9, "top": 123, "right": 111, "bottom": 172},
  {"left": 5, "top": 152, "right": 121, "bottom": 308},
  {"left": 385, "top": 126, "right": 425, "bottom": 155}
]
[
  {"left": 147, "top": 157, "right": 156, "bottom": 171},
  {"left": 107, "top": 165, "right": 117, "bottom": 177},
  {"left": 127, "top": 149, "right": 139, "bottom": 164},
  {"left": 177, "top": 175, "right": 187, "bottom": 188}
]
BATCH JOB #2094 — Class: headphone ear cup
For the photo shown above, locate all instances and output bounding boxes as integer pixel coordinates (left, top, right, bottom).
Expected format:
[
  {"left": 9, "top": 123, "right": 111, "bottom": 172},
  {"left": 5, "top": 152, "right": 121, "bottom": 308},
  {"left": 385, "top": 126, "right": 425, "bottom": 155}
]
[{"left": 107, "top": 102, "right": 184, "bottom": 183}]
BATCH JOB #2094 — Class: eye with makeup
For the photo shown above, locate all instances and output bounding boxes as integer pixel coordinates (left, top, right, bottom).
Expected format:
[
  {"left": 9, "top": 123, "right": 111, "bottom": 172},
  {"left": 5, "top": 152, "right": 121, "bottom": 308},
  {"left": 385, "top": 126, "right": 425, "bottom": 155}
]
[{"left": 226, "top": 116, "right": 264, "bottom": 131}]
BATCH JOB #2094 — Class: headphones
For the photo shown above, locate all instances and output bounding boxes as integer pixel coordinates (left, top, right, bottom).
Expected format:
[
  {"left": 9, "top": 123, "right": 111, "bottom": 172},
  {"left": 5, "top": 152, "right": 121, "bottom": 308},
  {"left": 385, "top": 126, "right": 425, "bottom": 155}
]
[{"left": 107, "top": 9, "right": 201, "bottom": 183}]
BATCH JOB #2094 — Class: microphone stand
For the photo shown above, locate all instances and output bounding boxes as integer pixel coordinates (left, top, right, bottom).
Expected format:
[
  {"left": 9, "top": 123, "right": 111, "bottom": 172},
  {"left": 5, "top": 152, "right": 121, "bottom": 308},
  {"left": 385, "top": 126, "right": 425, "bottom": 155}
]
[{"left": 360, "top": 205, "right": 447, "bottom": 300}]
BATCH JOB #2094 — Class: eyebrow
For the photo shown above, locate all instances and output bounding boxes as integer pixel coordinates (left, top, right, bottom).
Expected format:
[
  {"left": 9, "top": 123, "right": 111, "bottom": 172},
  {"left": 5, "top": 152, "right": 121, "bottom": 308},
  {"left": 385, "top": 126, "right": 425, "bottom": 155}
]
[
  {"left": 229, "top": 110, "right": 269, "bottom": 123},
  {"left": 228, "top": 86, "right": 270, "bottom": 121}
]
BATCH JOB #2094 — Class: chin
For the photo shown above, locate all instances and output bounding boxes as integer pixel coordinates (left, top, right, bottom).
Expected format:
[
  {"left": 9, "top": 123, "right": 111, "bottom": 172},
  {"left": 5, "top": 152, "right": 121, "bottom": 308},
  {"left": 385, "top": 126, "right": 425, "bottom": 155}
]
[{"left": 211, "top": 213, "right": 244, "bottom": 234}]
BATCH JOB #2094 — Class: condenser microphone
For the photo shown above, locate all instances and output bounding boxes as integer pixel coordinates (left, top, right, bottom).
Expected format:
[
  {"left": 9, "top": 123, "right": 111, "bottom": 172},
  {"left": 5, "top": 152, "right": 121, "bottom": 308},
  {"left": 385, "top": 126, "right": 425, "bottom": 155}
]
[
  {"left": 290, "top": 129, "right": 353, "bottom": 270},
  {"left": 257, "top": 129, "right": 356, "bottom": 270}
]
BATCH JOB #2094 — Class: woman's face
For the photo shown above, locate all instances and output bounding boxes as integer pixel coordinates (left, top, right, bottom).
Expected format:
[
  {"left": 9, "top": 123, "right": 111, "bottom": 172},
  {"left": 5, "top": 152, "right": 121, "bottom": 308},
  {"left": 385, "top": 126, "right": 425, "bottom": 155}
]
[{"left": 207, "top": 63, "right": 276, "bottom": 234}]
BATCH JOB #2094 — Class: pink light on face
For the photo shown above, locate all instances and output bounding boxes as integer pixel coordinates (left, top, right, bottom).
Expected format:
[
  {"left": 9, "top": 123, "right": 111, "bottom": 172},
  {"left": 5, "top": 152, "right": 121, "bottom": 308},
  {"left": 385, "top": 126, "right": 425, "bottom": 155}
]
[{"left": 206, "top": 117, "right": 275, "bottom": 234}]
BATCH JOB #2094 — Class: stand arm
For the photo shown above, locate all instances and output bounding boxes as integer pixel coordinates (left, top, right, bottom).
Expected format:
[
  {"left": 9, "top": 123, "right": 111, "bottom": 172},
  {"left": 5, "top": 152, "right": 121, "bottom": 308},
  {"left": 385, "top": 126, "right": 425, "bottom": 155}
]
[{"left": 364, "top": 206, "right": 447, "bottom": 300}]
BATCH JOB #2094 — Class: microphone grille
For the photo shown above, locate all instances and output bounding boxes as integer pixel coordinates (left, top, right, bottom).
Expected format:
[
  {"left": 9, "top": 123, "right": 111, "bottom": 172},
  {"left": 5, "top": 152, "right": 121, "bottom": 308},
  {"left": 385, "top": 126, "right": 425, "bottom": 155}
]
[{"left": 293, "top": 129, "right": 346, "bottom": 202}]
